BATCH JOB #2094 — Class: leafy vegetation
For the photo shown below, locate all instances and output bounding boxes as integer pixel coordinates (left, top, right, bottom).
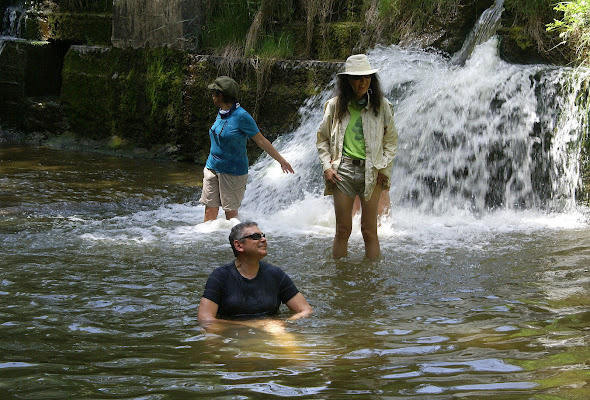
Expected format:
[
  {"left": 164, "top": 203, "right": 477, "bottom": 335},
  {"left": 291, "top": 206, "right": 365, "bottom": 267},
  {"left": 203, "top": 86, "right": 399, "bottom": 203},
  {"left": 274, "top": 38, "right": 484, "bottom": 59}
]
[
  {"left": 547, "top": 0, "right": 590, "bottom": 65},
  {"left": 255, "top": 32, "right": 294, "bottom": 58}
]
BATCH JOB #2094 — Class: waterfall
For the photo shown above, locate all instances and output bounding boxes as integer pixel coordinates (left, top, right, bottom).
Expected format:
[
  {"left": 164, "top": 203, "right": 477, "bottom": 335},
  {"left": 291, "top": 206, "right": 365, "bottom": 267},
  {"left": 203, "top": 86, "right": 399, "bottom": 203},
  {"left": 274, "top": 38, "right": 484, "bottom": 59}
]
[
  {"left": 1, "top": 5, "right": 25, "bottom": 38},
  {"left": 241, "top": 39, "right": 588, "bottom": 220},
  {"left": 451, "top": 0, "right": 505, "bottom": 66}
]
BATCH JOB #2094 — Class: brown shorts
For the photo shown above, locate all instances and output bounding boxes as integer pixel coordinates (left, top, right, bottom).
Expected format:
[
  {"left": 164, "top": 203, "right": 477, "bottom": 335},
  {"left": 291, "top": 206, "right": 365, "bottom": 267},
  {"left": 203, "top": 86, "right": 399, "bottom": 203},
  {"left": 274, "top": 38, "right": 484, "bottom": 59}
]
[{"left": 199, "top": 167, "right": 248, "bottom": 211}]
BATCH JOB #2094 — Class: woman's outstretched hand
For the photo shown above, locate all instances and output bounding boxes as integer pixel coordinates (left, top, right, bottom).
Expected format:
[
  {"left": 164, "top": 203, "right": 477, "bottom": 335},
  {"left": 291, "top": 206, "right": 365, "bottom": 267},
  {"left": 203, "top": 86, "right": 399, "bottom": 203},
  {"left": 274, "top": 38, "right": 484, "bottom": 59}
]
[{"left": 280, "top": 159, "right": 295, "bottom": 174}]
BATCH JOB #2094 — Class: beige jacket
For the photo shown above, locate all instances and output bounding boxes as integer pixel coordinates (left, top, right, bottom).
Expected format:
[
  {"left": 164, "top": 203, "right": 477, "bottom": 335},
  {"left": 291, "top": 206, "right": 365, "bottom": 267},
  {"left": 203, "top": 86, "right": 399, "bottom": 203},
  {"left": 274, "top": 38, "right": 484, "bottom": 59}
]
[{"left": 316, "top": 96, "right": 398, "bottom": 199}]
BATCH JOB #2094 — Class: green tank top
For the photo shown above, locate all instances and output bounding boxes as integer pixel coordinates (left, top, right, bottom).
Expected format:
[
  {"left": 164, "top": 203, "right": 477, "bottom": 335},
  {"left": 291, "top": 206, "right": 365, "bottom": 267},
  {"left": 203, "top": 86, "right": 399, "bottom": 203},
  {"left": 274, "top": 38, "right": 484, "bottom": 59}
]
[{"left": 342, "top": 100, "right": 366, "bottom": 160}]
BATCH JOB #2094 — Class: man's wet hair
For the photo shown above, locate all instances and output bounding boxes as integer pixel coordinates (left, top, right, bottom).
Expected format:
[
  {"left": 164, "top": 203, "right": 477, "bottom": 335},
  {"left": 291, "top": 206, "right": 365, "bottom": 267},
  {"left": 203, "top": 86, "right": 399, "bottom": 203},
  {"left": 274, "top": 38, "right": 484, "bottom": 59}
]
[{"left": 229, "top": 221, "right": 258, "bottom": 257}]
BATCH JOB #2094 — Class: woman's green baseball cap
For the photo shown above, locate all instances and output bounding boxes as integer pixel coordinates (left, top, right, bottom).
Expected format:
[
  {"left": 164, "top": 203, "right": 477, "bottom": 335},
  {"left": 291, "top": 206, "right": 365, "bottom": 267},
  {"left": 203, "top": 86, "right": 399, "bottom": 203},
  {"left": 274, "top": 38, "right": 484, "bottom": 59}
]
[{"left": 208, "top": 76, "right": 239, "bottom": 99}]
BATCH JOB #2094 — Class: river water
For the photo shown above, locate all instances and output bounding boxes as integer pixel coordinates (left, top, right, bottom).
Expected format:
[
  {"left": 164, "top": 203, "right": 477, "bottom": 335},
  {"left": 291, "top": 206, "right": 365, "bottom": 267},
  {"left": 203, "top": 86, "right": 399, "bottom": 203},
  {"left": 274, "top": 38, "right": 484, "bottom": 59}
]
[{"left": 2, "top": 39, "right": 590, "bottom": 398}]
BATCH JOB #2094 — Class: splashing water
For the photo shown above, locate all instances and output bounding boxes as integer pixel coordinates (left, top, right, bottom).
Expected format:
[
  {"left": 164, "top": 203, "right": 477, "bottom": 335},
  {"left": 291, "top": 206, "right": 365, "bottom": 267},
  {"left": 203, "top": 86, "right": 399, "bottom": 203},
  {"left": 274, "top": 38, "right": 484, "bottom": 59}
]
[{"left": 451, "top": 0, "right": 505, "bottom": 66}]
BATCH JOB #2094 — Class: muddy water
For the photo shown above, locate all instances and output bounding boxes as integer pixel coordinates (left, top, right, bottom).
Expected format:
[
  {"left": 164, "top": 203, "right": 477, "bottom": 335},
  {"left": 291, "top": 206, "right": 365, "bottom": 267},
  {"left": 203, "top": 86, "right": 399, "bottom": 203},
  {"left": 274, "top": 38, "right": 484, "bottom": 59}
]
[{"left": 1, "top": 145, "right": 589, "bottom": 399}]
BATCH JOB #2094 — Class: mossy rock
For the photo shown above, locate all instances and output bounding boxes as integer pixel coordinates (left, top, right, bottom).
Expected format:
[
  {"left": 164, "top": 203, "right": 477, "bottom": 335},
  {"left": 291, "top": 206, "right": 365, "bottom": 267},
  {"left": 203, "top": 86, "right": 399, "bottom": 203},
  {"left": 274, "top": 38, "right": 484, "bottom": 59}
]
[
  {"left": 62, "top": 46, "right": 187, "bottom": 149},
  {"left": 47, "top": 12, "right": 112, "bottom": 45},
  {"left": 315, "top": 22, "right": 362, "bottom": 61},
  {"left": 61, "top": 46, "right": 116, "bottom": 139},
  {"left": 497, "top": 26, "right": 552, "bottom": 64},
  {"left": 62, "top": 47, "right": 340, "bottom": 163}
]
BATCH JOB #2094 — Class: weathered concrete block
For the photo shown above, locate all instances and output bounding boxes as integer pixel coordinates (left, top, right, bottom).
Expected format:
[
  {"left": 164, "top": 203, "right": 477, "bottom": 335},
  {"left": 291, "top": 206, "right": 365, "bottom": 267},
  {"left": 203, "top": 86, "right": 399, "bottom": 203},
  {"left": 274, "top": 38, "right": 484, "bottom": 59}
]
[
  {"left": 47, "top": 12, "right": 112, "bottom": 45},
  {"left": 60, "top": 46, "right": 340, "bottom": 161}
]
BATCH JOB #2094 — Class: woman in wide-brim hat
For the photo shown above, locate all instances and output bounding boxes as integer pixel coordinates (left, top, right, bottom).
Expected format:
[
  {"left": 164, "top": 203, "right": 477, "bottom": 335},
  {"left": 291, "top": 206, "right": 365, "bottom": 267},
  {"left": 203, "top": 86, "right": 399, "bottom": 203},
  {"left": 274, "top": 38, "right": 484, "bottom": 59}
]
[
  {"left": 316, "top": 54, "right": 398, "bottom": 260},
  {"left": 200, "top": 76, "right": 294, "bottom": 222}
]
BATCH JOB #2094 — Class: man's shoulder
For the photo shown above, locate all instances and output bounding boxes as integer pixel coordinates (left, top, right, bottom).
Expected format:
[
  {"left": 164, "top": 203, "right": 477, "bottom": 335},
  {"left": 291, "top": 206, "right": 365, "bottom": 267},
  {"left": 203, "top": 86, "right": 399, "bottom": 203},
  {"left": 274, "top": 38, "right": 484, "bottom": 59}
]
[
  {"left": 259, "top": 261, "right": 286, "bottom": 276},
  {"left": 210, "top": 261, "right": 235, "bottom": 277}
]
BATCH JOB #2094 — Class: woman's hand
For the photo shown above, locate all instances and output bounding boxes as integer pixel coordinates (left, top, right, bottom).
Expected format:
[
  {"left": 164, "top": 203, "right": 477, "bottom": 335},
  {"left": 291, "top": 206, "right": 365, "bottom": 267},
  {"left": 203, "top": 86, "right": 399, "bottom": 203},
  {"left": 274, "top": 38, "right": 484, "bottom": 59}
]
[
  {"left": 251, "top": 132, "right": 294, "bottom": 174},
  {"left": 279, "top": 159, "right": 295, "bottom": 174},
  {"left": 324, "top": 168, "right": 342, "bottom": 184}
]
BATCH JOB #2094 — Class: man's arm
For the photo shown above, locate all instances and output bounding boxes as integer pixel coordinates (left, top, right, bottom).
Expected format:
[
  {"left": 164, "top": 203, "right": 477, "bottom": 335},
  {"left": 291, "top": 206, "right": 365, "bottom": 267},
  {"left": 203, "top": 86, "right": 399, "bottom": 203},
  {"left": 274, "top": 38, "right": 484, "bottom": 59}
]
[
  {"left": 197, "top": 297, "right": 298, "bottom": 334},
  {"left": 285, "top": 293, "right": 313, "bottom": 320}
]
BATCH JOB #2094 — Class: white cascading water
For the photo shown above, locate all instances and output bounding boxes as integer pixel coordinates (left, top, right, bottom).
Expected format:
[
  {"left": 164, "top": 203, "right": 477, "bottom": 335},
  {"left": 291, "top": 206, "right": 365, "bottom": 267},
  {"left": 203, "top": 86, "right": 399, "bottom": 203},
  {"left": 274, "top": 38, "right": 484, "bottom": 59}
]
[
  {"left": 1, "top": 5, "right": 24, "bottom": 37},
  {"left": 240, "top": 38, "right": 588, "bottom": 236}
]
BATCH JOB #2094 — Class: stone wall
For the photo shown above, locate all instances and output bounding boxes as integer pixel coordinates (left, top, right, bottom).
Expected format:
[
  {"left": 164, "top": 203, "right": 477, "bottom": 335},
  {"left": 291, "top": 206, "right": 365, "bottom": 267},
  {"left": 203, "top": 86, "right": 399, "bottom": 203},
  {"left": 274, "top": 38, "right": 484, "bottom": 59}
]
[{"left": 60, "top": 45, "right": 339, "bottom": 161}]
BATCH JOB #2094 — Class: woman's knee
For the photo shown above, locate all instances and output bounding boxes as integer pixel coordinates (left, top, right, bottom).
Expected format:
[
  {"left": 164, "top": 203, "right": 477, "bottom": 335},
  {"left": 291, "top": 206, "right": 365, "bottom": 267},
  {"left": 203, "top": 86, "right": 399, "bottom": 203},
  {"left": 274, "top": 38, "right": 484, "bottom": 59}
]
[
  {"left": 335, "top": 223, "right": 352, "bottom": 238},
  {"left": 360, "top": 222, "right": 377, "bottom": 240}
]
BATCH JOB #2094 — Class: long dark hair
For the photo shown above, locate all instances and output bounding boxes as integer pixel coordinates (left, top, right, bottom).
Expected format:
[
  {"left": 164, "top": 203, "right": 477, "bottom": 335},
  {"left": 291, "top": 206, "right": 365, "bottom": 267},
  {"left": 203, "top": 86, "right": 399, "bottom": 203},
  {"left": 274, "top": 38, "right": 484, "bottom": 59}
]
[{"left": 335, "top": 74, "right": 384, "bottom": 121}]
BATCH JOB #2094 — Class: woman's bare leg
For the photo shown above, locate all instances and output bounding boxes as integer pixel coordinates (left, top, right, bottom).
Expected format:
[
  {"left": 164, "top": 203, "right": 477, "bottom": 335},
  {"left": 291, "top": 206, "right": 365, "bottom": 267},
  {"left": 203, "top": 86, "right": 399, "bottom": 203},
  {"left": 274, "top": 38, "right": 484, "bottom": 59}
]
[
  {"left": 224, "top": 209, "right": 238, "bottom": 220},
  {"left": 204, "top": 206, "right": 219, "bottom": 222},
  {"left": 360, "top": 185, "right": 383, "bottom": 260},
  {"left": 333, "top": 189, "right": 355, "bottom": 259}
]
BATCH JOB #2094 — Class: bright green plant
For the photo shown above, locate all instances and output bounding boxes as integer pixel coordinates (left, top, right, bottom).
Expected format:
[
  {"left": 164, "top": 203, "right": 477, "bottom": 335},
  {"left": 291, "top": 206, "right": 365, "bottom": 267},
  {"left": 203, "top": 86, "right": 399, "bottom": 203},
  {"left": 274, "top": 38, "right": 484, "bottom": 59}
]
[
  {"left": 201, "top": 1, "right": 255, "bottom": 49},
  {"left": 255, "top": 32, "right": 294, "bottom": 58},
  {"left": 547, "top": 1, "right": 590, "bottom": 63}
]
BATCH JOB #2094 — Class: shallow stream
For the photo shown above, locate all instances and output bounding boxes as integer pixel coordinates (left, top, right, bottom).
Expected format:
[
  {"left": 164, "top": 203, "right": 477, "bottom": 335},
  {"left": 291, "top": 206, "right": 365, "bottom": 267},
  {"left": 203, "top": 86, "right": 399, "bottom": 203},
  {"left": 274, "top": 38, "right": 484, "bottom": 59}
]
[{"left": 1, "top": 144, "right": 589, "bottom": 399}]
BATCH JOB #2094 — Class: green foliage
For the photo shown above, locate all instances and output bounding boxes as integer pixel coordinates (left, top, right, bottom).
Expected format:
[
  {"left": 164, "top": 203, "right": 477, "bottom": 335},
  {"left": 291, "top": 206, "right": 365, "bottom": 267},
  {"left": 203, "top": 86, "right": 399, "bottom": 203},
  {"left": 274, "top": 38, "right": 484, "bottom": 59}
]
[
  {"left": 201, "top": 1, "right": 255, "bottom": 49},
  {"left": 202, "top": 0, "right": 301, "bottom": 53},
  {"left": 377, "top": 0, "right": 457, "bottom": 19},
  {"left": 254, "top": 32, "right": 294, "bottom": 58},
  {"left": 547, "top": 0, "right": 590, "bottom": 64},
  {"left": 504, "top": 0, "right": 554, "bottom": 17}
]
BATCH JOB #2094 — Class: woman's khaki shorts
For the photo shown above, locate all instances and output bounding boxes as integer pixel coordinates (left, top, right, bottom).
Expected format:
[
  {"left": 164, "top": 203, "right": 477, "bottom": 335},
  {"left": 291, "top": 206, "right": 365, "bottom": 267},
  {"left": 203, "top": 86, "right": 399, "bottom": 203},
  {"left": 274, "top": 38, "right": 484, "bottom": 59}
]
[
  {"left": 200, "top": 167, "right": 248, "bottom": 211},
  {"left": 334, "top": 157, "right": 365, "bottom": 198}
]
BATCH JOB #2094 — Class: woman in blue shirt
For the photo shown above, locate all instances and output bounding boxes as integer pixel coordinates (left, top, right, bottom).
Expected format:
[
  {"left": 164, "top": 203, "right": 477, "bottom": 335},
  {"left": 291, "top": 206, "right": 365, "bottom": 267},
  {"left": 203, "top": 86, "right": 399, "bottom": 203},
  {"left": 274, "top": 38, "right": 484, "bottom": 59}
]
[{"left": 200, "top": 76, "right": 294, "bottom": 222}]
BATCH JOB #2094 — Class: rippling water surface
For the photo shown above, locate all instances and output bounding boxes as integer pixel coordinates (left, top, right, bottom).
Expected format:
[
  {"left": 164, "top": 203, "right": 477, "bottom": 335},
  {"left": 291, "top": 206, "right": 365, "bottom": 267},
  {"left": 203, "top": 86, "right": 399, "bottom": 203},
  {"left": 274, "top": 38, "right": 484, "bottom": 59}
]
[{"left": 1, "top": 145, "right": 589, "bottom": 399}]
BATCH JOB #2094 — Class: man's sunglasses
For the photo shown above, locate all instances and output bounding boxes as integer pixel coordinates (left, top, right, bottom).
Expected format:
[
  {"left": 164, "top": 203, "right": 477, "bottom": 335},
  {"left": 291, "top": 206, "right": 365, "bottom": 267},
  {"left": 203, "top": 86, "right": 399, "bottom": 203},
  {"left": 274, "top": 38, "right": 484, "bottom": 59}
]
[{"left": 239, "top": 232, "right": 265, "bottom": 241}]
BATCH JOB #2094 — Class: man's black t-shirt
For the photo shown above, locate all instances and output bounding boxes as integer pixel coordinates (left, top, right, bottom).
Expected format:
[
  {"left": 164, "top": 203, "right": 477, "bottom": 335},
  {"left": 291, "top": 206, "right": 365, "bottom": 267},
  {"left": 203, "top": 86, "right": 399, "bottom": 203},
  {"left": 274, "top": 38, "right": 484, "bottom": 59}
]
[{"left": 202, "top": 261, "right": 299, "bottom": 319}]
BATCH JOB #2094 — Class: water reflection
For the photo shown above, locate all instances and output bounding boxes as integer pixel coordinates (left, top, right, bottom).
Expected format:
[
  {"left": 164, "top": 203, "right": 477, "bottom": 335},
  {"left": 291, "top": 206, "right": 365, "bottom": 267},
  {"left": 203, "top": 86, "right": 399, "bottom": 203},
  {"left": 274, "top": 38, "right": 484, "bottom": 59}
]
[{"left": 1, "top": 145, "right": 589, "bottom": 398}]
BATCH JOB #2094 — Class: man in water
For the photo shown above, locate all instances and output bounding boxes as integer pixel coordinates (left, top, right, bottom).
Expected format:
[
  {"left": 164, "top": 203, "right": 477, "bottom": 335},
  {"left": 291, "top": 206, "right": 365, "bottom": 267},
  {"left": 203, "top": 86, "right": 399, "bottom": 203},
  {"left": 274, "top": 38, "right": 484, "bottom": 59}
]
[{"left": 198, "top": 221, "right": 312, "bottom": 332}]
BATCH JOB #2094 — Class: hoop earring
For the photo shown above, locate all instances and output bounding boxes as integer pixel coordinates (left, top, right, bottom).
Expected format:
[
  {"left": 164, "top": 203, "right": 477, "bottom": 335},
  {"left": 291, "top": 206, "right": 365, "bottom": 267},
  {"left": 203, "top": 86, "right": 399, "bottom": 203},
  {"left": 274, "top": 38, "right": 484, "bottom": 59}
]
[{"left": 367, "top": 88, "right": 373, "bottom": 95}]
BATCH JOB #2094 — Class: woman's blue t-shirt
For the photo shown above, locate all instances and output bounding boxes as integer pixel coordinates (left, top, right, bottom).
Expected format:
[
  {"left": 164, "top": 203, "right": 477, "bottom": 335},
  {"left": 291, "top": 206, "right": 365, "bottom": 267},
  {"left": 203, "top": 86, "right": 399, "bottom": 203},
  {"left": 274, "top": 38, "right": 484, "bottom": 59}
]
[{"left": 206, "top": 106, "right": 260, "bottom": 176}]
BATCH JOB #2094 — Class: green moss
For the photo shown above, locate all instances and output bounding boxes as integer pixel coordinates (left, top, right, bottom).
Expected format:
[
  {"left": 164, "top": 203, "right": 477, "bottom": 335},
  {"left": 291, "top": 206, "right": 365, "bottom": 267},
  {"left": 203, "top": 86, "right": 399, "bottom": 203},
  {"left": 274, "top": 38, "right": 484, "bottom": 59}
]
[
  {"left": 56, "top": 0, "right": 113, "bottom": 13},
  {"left": 107, "top": 135, "right": 127, "bottom": 149},
  {"left": 62, "top": 46, "right": 187, "bottom": 149},
  {"left": 47, "top": 12, "right": 112, "bottom": 45},
  {"left": 317, "top": 22, "right": 362, "bottom": 60},
  {"left": 61, "top": 47, "right": 116, "bottom": 139},
  {"left": 505, "top": 26, "right": 534, "bottom": 50}
]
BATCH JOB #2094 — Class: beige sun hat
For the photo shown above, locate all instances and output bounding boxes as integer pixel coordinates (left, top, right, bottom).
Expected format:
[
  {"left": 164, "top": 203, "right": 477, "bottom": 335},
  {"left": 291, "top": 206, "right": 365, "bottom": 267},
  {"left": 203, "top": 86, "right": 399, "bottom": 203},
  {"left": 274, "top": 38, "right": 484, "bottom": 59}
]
[{"left": 337, "top": 54, "right": 379, "bottom": 76}]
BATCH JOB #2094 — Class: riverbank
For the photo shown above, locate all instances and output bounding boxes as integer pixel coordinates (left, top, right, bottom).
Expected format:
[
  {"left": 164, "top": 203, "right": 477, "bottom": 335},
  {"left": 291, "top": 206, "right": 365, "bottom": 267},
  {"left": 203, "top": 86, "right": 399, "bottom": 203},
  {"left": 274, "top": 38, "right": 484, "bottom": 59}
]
[{"left": 0, "top": 127, "right": 193, "bottom": 163}]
